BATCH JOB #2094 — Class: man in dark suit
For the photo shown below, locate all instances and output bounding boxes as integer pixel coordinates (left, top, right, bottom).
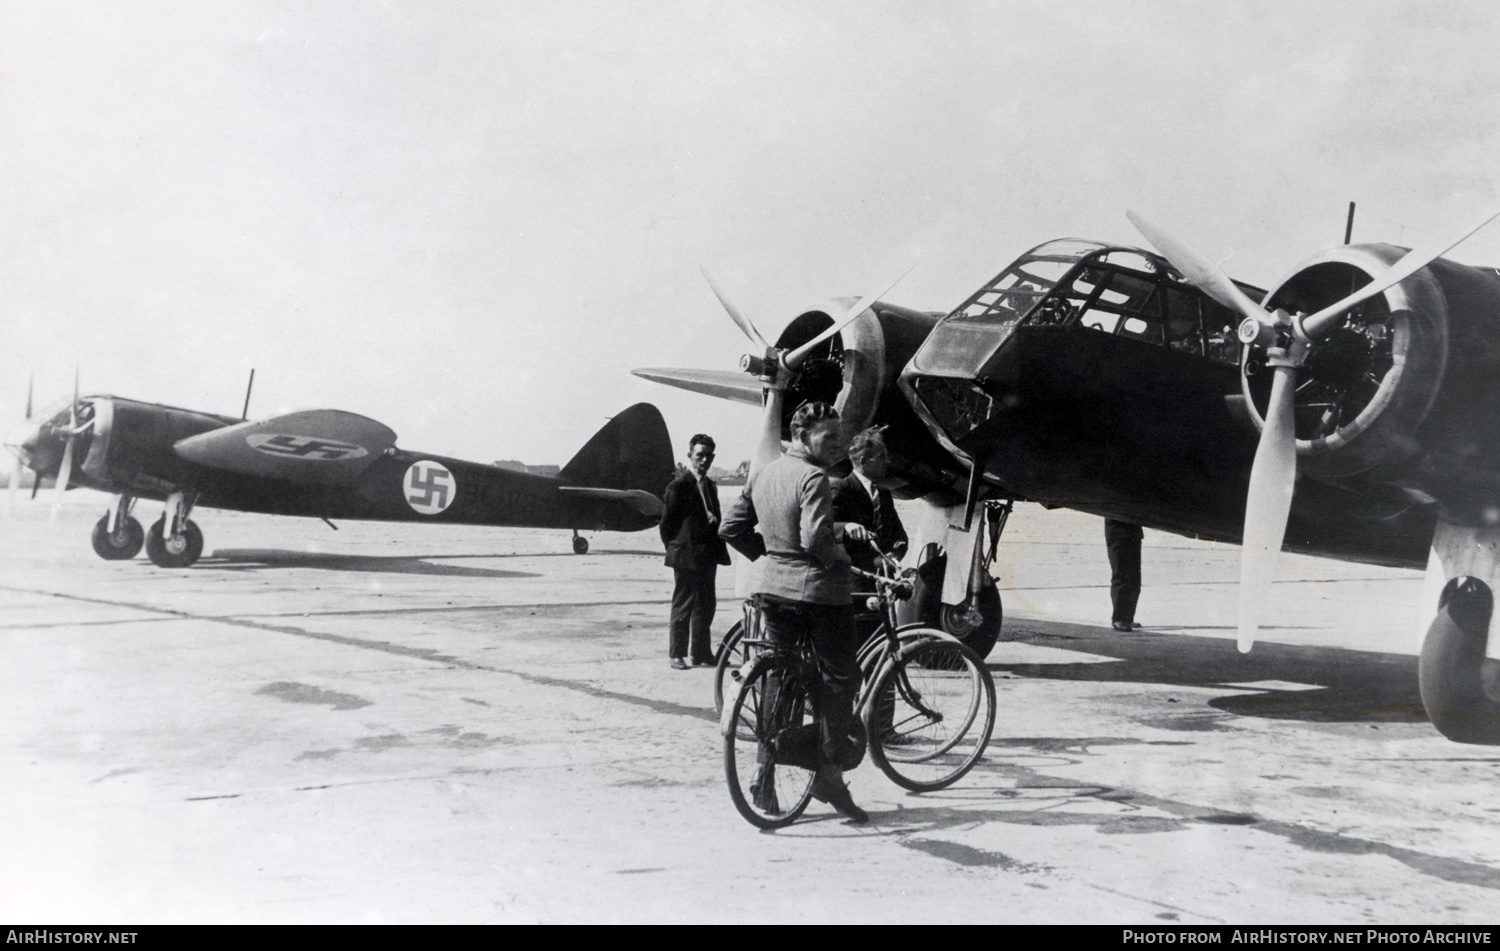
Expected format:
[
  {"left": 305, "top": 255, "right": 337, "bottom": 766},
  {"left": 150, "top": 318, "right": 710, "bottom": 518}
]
[
  {"left": 660, "top": 433, "right": 731, "bottom": 669},
  {"left": 831, "top": 427, "right": 908, "bottom": 577},
  {"left": 1104, "top": 518, "right": 1144, "bottom": 631}
]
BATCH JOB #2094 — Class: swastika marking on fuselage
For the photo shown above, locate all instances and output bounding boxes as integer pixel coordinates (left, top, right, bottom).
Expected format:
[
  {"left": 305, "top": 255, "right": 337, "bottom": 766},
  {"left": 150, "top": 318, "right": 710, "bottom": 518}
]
[
  {"left": 404, "top": 461, "right": 456, "bottom": 515},
  {"left": 247, "top": 433, "right": 369, "bottom": 461}
]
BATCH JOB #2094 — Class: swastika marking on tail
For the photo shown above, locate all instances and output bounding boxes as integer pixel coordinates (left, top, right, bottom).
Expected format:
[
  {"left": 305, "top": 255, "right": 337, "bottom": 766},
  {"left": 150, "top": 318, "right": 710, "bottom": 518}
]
[{"left": 404, "top": 461, "right": 456, "bottom": 515}]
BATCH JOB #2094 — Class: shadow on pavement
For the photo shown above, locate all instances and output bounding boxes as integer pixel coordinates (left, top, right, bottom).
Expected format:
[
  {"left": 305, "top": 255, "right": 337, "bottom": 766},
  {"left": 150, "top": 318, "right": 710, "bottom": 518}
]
[
  {"left": 992, "top": 618, "right": 1426, "bottom": 725},
  {"left": 203, "top": 549, "right": 541, "bottom": 579}
]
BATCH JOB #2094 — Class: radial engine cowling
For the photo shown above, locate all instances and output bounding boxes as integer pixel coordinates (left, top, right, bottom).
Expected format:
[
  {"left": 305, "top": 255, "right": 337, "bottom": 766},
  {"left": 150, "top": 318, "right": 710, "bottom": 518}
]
[
  {"left": 1243, "top": 244, "right": 1500, "bottom": 522},
  {"left": 772, "top": 299, "right": 965, "bottom": 499}
]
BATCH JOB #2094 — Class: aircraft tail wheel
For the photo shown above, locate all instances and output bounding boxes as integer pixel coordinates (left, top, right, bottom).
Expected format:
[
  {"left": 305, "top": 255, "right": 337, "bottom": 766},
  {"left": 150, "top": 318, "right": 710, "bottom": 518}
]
[
  {"left": 572, "top": 534, "right": 589, "bottom": 555},
  {"left": 940, "top": 584, "right": 1002, "bottom": 660},
  {"left": 145, "top": 517, "right": 205, "bottom": 568},
  {"left": 91, "top": 514, "right": 144, "bottom": 560},
  {"left": 1419, "top": 576, "right": 1500, "bottom": 744}
]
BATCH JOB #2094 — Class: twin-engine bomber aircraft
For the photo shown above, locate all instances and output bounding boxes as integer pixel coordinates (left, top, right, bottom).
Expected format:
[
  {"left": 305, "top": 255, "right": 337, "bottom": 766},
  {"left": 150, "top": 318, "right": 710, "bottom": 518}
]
[
  {"left": 5, "top": 395, "right": 674, "bottom": 566},
  {"left": 637, "top": 207, "right": 1500, "bottom": 746}
]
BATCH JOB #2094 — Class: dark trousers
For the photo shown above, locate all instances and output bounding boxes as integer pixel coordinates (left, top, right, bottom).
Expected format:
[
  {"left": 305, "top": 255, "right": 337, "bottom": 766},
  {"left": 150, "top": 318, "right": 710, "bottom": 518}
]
[
  {"left": 1105, "top": 519, "right": 1143, "bottom": 624},
  {"left": 761, "top": 599, "right": 858, "bottom": 766},
  {"left": 669, "top": 566, "right": 717, "bottom": 662}
]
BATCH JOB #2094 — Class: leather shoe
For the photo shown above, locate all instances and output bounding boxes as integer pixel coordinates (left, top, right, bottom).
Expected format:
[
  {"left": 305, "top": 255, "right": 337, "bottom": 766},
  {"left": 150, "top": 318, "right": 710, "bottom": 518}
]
[
  {"left": 1112, "top": 621, "right": 1133, "bottom": 632},
  {"left": 811, "top": 774, "right": 869, "bottom": 824},
  {"left": 669, "top": 657, "right": 689, "bottom": 670},
  {"left": 692, "top": 656, "right": 716, "bottom": 667}
]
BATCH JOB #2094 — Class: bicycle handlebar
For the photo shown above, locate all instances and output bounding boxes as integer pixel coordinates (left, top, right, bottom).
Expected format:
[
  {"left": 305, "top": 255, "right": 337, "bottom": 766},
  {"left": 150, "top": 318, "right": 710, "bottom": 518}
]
[{"left": 850, "top": 564, "right": 914, "bottom": 602}]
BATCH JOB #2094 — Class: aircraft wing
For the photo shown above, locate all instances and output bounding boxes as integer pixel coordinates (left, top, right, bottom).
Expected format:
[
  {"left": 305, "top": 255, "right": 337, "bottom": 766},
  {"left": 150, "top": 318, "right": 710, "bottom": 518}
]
[
  {"left": 631, "top": 368, "right": 763, "bottom": 406},
  {"left": 173, "top": 410, "right": 397, "bottom": 486},
  {"left": 556, "top": 486, "right": 664, "bottom": 518}
]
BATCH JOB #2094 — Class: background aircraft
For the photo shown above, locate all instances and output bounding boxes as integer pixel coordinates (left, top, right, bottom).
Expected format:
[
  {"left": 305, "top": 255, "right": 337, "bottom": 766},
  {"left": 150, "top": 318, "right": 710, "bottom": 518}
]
[
  {"left": 637, "top": 209, "right": 1500, "bottom": 746},
  {"left": 5, "top": 393, "right": 674, "bottom": 567}
]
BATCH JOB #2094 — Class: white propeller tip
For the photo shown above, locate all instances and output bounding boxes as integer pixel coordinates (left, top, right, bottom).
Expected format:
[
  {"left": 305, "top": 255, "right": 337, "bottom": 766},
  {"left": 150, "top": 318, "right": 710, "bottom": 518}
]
[{"left": 1237, "top": 637, "right": 1254, "bottom": 654}]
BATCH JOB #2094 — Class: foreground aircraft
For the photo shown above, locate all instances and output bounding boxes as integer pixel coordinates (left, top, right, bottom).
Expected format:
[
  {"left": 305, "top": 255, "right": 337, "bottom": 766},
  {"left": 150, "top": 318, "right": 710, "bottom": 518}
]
[
  {"left": 637, "top": 208, "right": 1500, "bottom": 745},
  {"left": 5, "top": 393, "right": 674, "bottom": 566}
]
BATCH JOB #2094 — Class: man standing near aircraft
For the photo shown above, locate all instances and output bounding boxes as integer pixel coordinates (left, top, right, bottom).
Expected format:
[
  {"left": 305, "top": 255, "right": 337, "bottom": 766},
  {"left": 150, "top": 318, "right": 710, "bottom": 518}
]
[
  {"left": 1105, "top": 518, "right": 1143, "bottom": 631},
  {"left": 660, "top": 434, "right": 730, "bottom": 669},
  {"left": 832, "top": 426, "right": 908, "bottom": 639},
  {"left": 720, "top": 402, "right": 870, "bottom": 823},
  {"left": 832, "top": 426, "right": 908, "bottom": 573}
]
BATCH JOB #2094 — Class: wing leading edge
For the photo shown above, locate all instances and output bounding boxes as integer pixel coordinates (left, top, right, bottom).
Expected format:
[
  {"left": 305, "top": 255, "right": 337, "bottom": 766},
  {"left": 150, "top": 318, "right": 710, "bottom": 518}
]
[{"left": 631, "top": 368, "right": 763, "bottom": 406}]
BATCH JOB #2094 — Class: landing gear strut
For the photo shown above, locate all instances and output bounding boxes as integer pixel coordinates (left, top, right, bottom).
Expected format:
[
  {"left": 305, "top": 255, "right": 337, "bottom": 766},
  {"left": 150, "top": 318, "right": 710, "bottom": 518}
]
[
  {"left": 145, "top": 490, "right": 203, "bottom": 568},
  {"left": 91, "top": 494, "right": 143, "bottom": 560},
  {"left": 941, "top": 499, "right": 1010, "bottom": 660},
  {"left": 572, "top": 530, "right": 589, "bottom": 555}
]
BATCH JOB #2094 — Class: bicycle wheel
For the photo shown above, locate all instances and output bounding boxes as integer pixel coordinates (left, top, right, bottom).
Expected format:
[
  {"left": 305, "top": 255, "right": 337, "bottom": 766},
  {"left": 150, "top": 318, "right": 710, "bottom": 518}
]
[
  {"left": 713, "top": 620, "right": 747, "bottom": 716},
  {"left": 724, "top": 655, "right": 818, "bottom": 829},
  {"left": 865, "top": 637, "right": 995, "bottom": 792}
]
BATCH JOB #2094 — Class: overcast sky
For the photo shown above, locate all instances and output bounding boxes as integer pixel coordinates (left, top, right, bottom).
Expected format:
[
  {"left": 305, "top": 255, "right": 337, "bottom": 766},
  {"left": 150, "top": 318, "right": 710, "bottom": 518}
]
[{"left": 3, "top": 1, "right": 1498, "bottom": 467}]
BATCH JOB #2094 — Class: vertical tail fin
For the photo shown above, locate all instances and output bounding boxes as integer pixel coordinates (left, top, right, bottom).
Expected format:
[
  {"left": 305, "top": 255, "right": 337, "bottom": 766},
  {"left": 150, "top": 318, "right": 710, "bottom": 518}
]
[{"left": 558, "top": 403, "right": 675, "bottom": 498}]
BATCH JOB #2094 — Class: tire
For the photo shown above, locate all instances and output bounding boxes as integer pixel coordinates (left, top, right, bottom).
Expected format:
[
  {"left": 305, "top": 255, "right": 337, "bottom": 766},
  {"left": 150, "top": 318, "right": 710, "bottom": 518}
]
[
  {"left": 941, "top": 584, "right": 1002, "bottom": 659},
  {"left": 145, "top": 517, "right": 204, "bottom": 568},
  {"left": 866, "top": 637, "right": 996, "bottom": 792},
  {"left": 724, "top": 655, "right": 817, "bottom": 829},
  {"left": 91, "top": 514, "right": 144, "bottom": 561},
  {"left": 712, "top": 620, "right": 748, "bottom": 716},
  {"left": 572, "top": 535, "right": 589, "bottom": 554}
]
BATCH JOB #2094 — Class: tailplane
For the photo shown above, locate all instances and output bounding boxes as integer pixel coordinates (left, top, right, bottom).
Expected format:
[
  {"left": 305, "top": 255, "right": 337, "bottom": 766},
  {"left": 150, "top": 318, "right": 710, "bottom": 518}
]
[{"left": 558, "top": 403, "right": 675, "bottom": 498}]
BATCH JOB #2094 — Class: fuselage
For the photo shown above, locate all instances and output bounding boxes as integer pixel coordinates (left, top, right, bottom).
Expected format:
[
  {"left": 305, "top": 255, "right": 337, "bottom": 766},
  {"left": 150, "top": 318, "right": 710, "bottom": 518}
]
[
  {"left": 13, "top": 396, "right": 658, "bottom": 533},
  {"left": 899, "top": 239, "right": 1436, "bottom": 568}
]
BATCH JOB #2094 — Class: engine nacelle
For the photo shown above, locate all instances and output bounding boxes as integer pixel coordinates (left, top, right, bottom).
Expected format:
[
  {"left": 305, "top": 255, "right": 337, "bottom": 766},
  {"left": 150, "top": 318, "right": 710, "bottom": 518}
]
[
  {"left": 772, "top": 299, "right": 967, "bottom": 501},
  {"left": 1245, "top": 244, "right": 1500, "bottom": 523}
]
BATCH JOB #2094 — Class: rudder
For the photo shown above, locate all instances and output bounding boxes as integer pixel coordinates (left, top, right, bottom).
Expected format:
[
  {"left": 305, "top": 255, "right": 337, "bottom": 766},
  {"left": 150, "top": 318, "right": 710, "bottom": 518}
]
[{"left": 558, "top": 403, "right": 675, "bottom": 497}]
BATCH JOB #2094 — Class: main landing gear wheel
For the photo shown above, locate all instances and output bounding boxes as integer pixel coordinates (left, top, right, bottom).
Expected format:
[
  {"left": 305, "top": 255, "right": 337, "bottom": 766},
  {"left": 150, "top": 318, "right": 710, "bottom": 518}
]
[
  {"left": 572, "top": 533, "right": 589, "bottom": 555},
  {"left": 145, "top": 517, "right": 204, "bottom": 568},
  {"left": 940, "top": 585, "right": 1002, "bottom": 660},
  {"left": 91, "top": 515, "right": 144, "bottom": 560}
]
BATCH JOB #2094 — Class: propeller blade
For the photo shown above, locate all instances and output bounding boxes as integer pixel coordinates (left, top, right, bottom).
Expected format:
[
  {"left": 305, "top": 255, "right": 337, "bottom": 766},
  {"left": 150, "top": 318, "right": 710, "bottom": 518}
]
[
  {"left": 750, "top": 385, "right": 785, "bottom": 477},
  {"left": 783, "top": 261, "right": 920, "bottom": 370},
  {"left": 49, "top": 435, "right": 75, "bottom": 523},
  {"left": 1237, "top": 363, "right": 1300, "bottom": 653},
  {"left": 6, "top": 455, "right": 20, "bottom": 517},
  {"left": 1126, "top": 210, "right": 1268, "bottom": 327},
  {"left": 700, "top": 266, "right": 771, "bottom": 353},
  {"left": 630, "top": 368, "right": 764, "bottom": 406},
  {"left": 25, "top": 374, "right": 33, "bottom": 420},
  {"left": 1301, "top": 207, "right": 1500, "bottom": 339}
]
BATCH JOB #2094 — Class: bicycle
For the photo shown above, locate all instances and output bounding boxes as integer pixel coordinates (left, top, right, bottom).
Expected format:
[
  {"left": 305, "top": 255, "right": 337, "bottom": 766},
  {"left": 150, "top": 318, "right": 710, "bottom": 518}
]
[{"left": 721, "top": 548, "right": 997, "bottom": 828}]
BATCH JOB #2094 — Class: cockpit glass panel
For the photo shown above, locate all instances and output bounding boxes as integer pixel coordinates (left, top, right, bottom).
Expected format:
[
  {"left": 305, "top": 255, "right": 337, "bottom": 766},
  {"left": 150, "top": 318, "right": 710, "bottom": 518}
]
[
  {"left": 1098, "top": 250, "right": 1160, "bottom": 274},
  {"left": 1013, "top": 247, "right": 1251, "bottom": 365},
  {"left": 945, "top": 240, "right": 1106, "bottom": 330},
  {"left": 933, "top": 239, "right": 1256, "bottom": 368},
  {"left": 1080, "top": 311, "right": 1120, "bottom": 333}
]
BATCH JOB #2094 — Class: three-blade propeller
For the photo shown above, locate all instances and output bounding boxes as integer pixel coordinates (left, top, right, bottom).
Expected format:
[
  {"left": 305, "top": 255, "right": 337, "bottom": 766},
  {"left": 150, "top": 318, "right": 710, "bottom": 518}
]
[{"left": 1128, "top": 208, "right": 1500, "bottom": 652}]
